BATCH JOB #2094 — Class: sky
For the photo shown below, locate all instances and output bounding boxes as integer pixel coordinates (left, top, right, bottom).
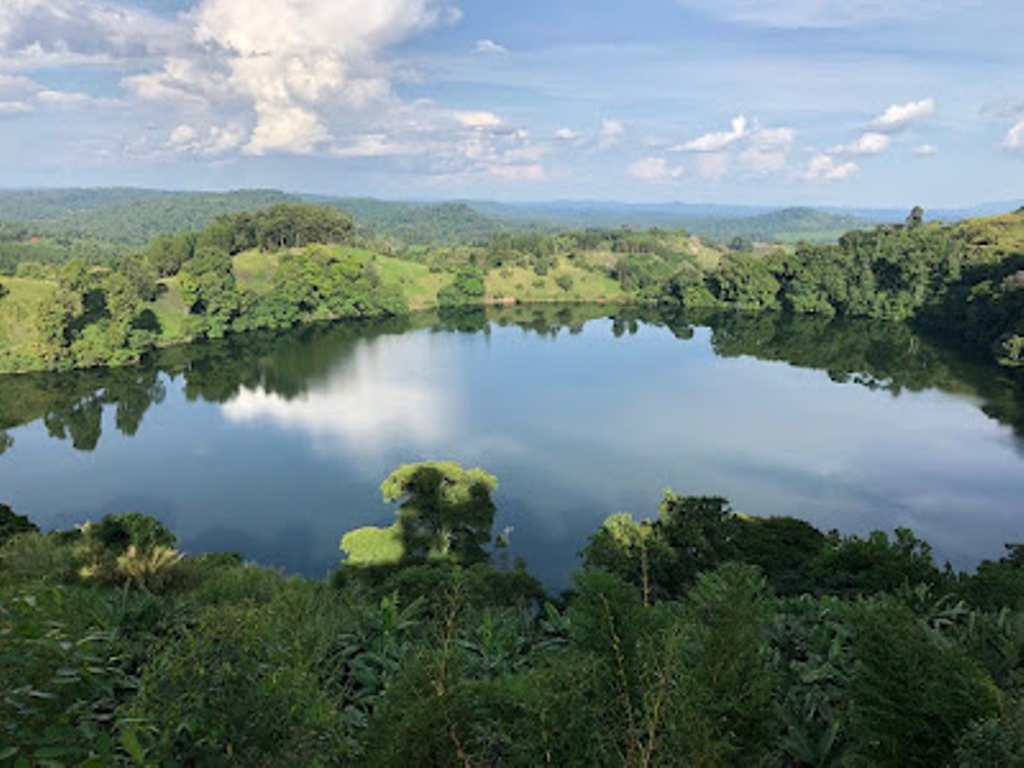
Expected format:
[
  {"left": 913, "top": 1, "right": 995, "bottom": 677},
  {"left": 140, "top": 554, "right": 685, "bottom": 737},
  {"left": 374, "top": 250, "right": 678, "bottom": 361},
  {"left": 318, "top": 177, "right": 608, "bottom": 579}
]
[{"left": 0, "top": 0, "right": 1021, "bottom": 207}]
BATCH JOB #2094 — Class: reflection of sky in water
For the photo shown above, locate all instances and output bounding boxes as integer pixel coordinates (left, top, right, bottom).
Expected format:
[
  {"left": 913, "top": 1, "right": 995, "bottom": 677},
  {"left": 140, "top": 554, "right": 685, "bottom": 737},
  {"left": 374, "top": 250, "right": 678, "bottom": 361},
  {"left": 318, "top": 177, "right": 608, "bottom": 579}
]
[
  {"left": 1, "top": 319, "right": 1023, "bottom": 588},
  {"left": 221, "top": 334, "right": 458, "bottom": 462}
]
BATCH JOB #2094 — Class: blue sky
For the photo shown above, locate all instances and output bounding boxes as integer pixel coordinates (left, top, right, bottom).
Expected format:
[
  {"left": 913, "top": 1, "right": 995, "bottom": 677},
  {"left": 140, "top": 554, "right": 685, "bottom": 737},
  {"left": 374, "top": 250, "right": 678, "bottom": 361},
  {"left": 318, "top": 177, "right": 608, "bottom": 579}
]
[{"left": 0, "top": 0, "right": 1021, "bottom": 207}]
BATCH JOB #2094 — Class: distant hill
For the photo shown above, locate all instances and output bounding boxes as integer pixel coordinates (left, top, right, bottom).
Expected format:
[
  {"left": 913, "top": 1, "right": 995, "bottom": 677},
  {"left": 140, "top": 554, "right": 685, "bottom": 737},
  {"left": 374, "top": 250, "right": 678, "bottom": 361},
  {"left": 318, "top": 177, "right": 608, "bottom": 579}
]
[
  {"left": 0, "top": 188, "right": 1020, "bottom": 253},
  {"left": 463, "top": 201, "right": 875, "bottom": 244},
  {"left": 303, "top": 196, "right": 527, "bottom": 244},
  {"left": 0, "top": 188, "right": 295, "bottom": 246}
]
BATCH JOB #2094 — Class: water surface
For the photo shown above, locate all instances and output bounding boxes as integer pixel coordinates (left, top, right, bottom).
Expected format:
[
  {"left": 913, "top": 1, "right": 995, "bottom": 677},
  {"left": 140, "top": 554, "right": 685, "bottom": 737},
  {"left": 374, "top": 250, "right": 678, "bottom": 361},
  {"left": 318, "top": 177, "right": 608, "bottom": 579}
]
[{"left": 1, "top": 306, "right": 1022, "bottom": 587}]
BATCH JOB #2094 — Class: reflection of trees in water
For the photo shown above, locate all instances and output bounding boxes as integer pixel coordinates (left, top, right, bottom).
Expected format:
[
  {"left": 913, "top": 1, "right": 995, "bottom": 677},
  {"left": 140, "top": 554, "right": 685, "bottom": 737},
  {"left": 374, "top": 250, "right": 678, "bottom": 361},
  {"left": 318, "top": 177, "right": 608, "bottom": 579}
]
[
  {"left": 655, "top": 308, "right": 1024, "bottom": 445},
  {"left": 0, "top": 304, "right": 1021, "bottom": 452},
  {"left": 0, "top": 367, "right": 166, "bottom": 452}
]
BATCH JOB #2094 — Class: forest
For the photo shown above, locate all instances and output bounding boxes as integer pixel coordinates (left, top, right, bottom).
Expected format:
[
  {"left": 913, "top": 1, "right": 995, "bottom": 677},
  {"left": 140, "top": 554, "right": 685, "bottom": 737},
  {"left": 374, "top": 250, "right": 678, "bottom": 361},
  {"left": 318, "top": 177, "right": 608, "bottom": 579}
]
[{"left": 3, "top": 459, "right": 1024, "bottom": 766}]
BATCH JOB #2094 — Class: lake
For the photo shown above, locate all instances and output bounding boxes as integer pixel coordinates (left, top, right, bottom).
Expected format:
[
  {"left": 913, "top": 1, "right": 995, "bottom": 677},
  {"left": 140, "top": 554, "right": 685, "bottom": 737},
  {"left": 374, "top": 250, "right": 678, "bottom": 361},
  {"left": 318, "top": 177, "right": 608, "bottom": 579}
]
[{"left": 1, "top": 305, "right": 1023, "bottom": 588}]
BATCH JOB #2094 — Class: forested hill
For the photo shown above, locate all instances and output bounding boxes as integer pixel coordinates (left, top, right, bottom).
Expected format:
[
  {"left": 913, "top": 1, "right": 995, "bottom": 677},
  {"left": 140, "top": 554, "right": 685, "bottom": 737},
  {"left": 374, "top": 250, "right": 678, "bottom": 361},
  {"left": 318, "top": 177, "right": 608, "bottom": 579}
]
[
  {"left": 0, "top": 188, "right": 295, "bottom": 246},
  {"left": 0, "top": 187, "right": 894, "bottom": 249},
  {"left": 305, "top": 197, "right": 524, "bottom": 244},
  {"left": 470, "top": 201, "right": 875, "bottom": 243}
]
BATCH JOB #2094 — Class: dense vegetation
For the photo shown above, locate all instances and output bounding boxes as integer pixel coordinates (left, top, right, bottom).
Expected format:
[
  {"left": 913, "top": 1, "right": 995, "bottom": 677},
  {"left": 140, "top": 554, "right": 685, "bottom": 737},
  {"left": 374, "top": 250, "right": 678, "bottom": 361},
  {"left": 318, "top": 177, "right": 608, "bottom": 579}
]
[
  {"left": 4, "top": 457, "right": 1024, "bottom": 766},
  {"left": 0, "top": 189, "right": 295, "bottom": 273}
]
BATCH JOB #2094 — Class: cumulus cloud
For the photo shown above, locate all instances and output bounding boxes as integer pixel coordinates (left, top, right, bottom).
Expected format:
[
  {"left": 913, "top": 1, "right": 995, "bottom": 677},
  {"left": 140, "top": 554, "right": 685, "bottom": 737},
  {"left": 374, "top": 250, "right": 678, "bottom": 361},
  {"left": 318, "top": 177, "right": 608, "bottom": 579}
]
[
  {"left": 598, "top": 119, "right": 625, "bottom": 149},
  {"left": 0, "top": 0, "right": 180, "bottom": 68},
  {"left": 121, "top": 0, "right": 459, "bottom": 156},
  {"left": 672, "top": 115, "right": 749, "bottom": 152},
  {"left": 834, "top": 131, "right": 891, "bottom": 155},
  {"left": 913, "top": 143, "right": 938, "bottom": 156},
  {"left": 869, "top": 98, "right": 936, "bottom": 132},
  {"left": 331, "top": 133, "right": 418, "bottom": 158},
  {"left": 554, "top": 127, "right": 582, "bottom": 141},
  {"left": 1006, "top": 121, "right": 1024, "bottom": 151},
  {"left": 803, "top": 153, "right": 858, "bottom": 182},
  {"left": 455, "top": 111, "right": 503, "bottom": 129},
  {"left": 675, "top": 0, "right": 970, "bottom": 29},
  {"left": 474, "top": 39, "right": 507, "bottom": 54},
  {"left": 36, "top": 89, "right": 121, "bottom": 108},
  {"left": 628, "top": 156, "right": 684, "bottom": 182}
]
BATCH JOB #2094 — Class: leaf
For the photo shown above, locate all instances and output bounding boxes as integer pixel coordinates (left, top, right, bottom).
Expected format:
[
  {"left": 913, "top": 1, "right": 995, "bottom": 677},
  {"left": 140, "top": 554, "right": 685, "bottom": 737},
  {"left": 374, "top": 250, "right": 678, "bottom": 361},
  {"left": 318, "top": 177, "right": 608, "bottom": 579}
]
[{"left": 121, "top": 728, "right": 146, "bottom": 765}]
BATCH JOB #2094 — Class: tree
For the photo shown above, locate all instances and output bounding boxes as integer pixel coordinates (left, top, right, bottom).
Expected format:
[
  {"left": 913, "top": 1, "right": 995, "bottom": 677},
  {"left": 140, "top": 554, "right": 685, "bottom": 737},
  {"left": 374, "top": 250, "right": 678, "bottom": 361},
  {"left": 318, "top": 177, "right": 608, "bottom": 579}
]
[
  {"left": 380, "top": 462, "right": 498, "bottom": 565},
  {"left": 906, "top": 205, "right": 925, "bottom": 230},
  {"left": 438, "top": 267, "right": 487, "bottom": 307},
  {"left": 0, "top": 503, "right": 38, "bottom": 544}
]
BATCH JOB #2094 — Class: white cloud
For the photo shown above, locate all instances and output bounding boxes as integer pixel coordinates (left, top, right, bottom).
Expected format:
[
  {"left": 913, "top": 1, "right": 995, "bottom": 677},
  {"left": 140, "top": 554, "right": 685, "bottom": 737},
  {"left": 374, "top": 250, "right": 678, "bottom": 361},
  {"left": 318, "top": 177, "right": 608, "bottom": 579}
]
[
  {"left": 122, "top": 0, "right": 459, "bottom": 156},
  {"left": 598, "top": 119, "right": 624, "bottom": 149},
  {"left": 331, "top": 133, "right": 417, "bottom": 157},
  {"left": 222, "top": 334, "right": 456, "bottom": 457},
  {"left": 36, "top": 89, "right": 120, "bottom": 108},
  {"left": 675, "top": 1, "right": 971, "bottom": 29},
  {"left": 0, "top": 100, "right": 31, "bottom": 114},
  {"left": 0, "top": 0, "right": 181, "bottom": 68},
  {"left": 834, "top": 131, "right": 892, "bottom": 155},
  {"left": 739, "top": 126, "right": 794, "bottom": 174},
  {"left": 1005, "top": 121, "right": 1024, "bottom": 151},
  {"left": 803, "top": 153, "right": 858, "bottom": 182},
  {"left": 740, "top": 146, "right": 787, "bottom": 174},
  {"left": 554, "top": 127, "right": 582, "bottom": 141},
  {"left": 488, "top": 163, "right": 545, "bottom": 181},
  {"left": 913, "top": 143, "right": 939, "bottom": 156},
  {"left": 455, "top": 111, "right": 503, "bottom": 129},
  {"left": 696, "top": 152, "right": 729, "bottom": 180},
  {"left": 672, "top": 115, "right": 749, "bottom": 152},
  {"left": 474, "top": 39, "right": 507, "bottom": 54},
  {"left": 628, "top": 156, "right": 684, "bottom": 182},
  {"left": 869, "top": 98, "right": 936, "bottom": 132},
  {"left": 750, "top": 126, "right": 794, "bottom": 148}
]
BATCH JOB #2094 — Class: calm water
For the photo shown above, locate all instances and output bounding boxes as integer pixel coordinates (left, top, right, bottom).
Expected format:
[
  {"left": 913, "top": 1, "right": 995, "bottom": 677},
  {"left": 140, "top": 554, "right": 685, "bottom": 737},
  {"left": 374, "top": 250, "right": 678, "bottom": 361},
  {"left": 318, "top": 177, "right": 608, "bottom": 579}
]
[{"left": 1, "top": 306, "right": 1022, "bottom": 588}]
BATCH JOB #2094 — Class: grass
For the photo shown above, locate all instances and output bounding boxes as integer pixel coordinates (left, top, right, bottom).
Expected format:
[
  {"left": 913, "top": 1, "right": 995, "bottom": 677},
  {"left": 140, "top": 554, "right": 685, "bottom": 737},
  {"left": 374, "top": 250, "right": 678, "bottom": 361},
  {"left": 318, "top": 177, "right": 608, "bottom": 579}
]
[
  {"left": 373, "top": 254, "right": 450, "bottom": 310},
  {"left": 152, "top": 277, "right": 188, "bottom": 343},
  {"left": 957, "top": 210, "right": 1024, "bottom": 259},
  {"left": 486, "top": 259, "right": 627, "bottom": 304},
  {"left": 233, "top": 250, "right": 279, "bottom": 294},
  {"left": 0, "top": 277, "right": 55, "bottom": 370},
  {"left": 689, "top": 236, "right": 722, "bottom": 269}
]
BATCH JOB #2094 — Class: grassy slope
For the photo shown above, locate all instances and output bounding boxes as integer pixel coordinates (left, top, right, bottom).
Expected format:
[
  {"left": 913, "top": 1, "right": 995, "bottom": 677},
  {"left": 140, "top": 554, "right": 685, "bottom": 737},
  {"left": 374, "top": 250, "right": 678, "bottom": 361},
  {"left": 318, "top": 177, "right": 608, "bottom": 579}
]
[
  {"left": 0, "top": 278, "right": 54, "bottom": 369},
  {"left": 956, "top": 210, "right": 1024, "bottom": 259},
  {"left": 486, "top": 261, "right": 627, "bottom": 304}
]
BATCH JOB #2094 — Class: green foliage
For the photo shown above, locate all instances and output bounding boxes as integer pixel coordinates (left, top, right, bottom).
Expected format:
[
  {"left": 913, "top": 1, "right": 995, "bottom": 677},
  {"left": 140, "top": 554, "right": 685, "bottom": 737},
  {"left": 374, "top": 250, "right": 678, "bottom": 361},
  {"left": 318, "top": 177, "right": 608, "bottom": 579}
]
[
  {"left": 377, "top": 461, "right": 498, "bottom": 565},
  {"left": 4, "top": 461, "right": 1024, "bottom": 765},
  {"left": 342, "top": 524, "right": 405, "bottom": 567},
  {"left": 846, "top": 598, "right": 1002, "bottom": 766},
  {"left": 438, "top": 266, "right": 487, "bottom": 307},
  {"left": 129, "top": 586, "right": 356, "bottom": 765},
  {"left": 733, "top": 515, "right": 826, "bottom": 595},
  {"left": 0, "top": 502, "right": 37, "bottom": 545},
  {"left": 808, "top": 528, "right": 942, "bottom": 596}
]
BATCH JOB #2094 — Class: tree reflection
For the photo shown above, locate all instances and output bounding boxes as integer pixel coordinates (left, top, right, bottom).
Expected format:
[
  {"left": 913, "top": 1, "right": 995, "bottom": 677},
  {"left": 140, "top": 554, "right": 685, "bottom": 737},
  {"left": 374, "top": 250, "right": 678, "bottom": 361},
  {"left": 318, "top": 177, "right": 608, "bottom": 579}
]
[{"left": 0, "top": 305, "right": 1021, "bottom": 452}]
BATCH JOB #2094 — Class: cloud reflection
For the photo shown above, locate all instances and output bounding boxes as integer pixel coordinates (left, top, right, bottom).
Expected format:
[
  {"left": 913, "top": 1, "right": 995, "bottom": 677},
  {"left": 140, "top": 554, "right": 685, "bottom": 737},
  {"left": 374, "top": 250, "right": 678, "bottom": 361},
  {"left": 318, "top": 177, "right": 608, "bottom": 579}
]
[{"left": 221, "top": 333, "right": 457, "bottom": 457}]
